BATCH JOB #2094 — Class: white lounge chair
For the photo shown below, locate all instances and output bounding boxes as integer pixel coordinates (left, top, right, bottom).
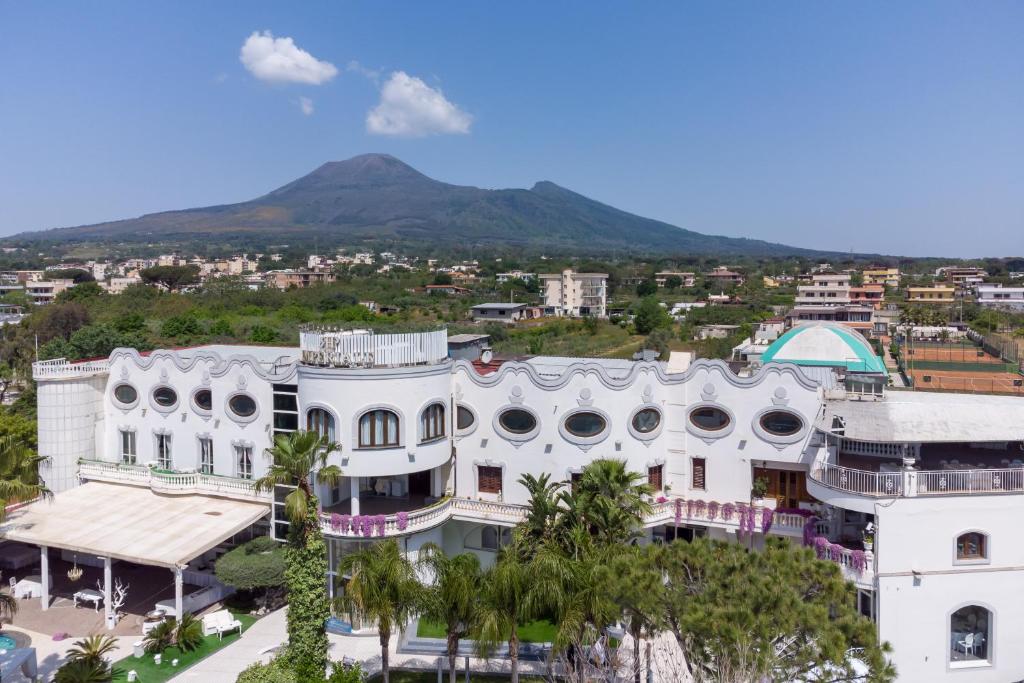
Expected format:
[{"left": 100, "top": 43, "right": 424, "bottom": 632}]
[{"left": 202, "top": 609, "right": 243, "bottom": 639}]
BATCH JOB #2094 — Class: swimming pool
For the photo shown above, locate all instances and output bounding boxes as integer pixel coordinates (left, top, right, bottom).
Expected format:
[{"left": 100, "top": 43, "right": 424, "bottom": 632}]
[{"left": 0, "top": 633, "right": 17, "bottom": 649}]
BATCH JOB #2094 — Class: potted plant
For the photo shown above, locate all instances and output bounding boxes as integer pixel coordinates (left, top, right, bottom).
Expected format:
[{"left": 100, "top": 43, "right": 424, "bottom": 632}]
[
  {"left": 751, "top": 476, "right": 769, "bottom": 501},
  {"left": 862, "top": 522, "right": 875, "bottom": 552}
]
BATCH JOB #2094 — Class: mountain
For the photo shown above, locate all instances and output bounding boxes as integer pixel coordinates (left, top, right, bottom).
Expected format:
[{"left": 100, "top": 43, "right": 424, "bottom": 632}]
[{"left": 11, "top": 154, "right": 834, "bottom": 256}]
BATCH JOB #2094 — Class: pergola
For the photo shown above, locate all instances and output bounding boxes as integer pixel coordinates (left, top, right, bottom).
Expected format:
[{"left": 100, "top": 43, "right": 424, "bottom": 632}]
[{"left": 0, "top": 482, "right": 269, "bottom": 628}]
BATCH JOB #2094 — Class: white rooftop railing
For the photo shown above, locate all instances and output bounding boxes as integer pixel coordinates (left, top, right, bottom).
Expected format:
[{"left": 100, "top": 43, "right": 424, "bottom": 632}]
[
  {"left": 33, "top": 358, "right": 110, "bottom": 379},
  {"left": 811, "top": 459, "right": 1024, "bottom": 497},
  {"left": 299, "top": 327, "right": 448, "bottom": 368},
  {"left": 79, "top": 459, "right": 270, "bottom": 503}
]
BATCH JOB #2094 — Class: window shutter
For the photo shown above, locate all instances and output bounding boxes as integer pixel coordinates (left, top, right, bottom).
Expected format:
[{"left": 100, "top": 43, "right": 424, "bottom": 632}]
[
  {"left": 648, "top": 465, "right": 663, "bottom": 491},
  {"left": 691, "top": 458, "right": 706, "bottom": 490},
  {"left": 478, "top": 466, "right": 503, "bottom": 494}
]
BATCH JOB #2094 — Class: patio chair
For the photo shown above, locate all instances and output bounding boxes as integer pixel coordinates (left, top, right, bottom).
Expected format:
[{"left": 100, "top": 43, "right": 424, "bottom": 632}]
[{"left": 957, "top": 633, "right": 976, "bottom": 657}]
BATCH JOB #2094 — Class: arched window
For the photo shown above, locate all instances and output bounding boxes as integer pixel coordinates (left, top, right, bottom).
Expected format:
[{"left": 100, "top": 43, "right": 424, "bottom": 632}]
[
  {"left": 307, "top": 408, "right": 336, "bottom": 441},
  {"left": 481, "top": 526, "right": 499, "bottom": 550},
  {"left": 950, "top": 605, "right": 991, "bottom": 664},
  {"left": 420, "top": 403, "right": 445, "bottom": 443},
  {"left": 956, "top": 532, "right": 988, "bottom": 562},
  {"left": 358, "top": 409, "right": 399, "bottom": 448}
]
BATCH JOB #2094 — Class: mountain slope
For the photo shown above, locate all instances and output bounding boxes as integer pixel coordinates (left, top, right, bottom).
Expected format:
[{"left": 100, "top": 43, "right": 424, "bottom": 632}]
[{"left": 11, "top": 154, "right": 831, "bottom": 255}]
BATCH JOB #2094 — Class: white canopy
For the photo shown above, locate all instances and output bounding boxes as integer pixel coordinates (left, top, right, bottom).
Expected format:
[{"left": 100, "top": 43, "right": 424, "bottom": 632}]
[{"left": 0, "top": 482, "right": 269, "bottom": 568}]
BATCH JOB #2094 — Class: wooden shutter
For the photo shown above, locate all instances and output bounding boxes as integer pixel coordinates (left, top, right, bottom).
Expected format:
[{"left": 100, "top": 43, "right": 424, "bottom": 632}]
[
  {"left": 691, "top": 458, "right": 706, "bottom": 490},
  {"left": 648, "top": 465, "right": 663, "bottom": 491},
  {"left": 479, "top": 466, "right": 503, "bottom": 494}
]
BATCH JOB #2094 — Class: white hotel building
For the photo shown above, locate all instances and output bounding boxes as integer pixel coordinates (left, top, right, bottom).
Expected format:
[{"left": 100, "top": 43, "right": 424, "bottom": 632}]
[{"left": 6, "top": 323, "right": 1024, "bottom": 681}]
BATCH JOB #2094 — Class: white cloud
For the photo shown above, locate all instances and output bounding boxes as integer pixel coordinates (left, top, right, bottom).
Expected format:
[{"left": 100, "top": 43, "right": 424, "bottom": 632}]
[
  {"left": 298, "top": 97, "right": 314, "bottom": 115},
  {"left": 366, "top": 71, "right": 472, "bottom": 137},
  {"left": 346, "top": 60, "right": 381, "bottom": 84},
  {"left": 240, "top": 31, "right": 338, "bottom": 85}
]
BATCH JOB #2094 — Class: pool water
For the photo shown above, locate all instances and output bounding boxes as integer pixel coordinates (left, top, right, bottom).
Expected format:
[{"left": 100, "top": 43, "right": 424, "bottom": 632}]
[{"left": 0, "top": 634, "right": 17, "bottom": 649}]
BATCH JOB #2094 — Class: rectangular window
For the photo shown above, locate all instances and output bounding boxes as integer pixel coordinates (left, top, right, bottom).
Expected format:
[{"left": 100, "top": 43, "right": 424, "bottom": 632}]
[
  {"left": 691, "top": 458, "right": 706, "bottom": 491},
  {"left": 478, "top": 466, "right": 502, "bottom": 494},
  {"left": 120, "top": 430, "right": 136, "bottom": 465},
  {"left": 236, "top": 445, "right": 253, "bottom": 480},
  {"left": 648, "top": 465, "right": 663, "bottom": 492},
  {"left": 156, "top": 433, "right": 172, "bottom": 470},
  {"left": 199, "top": 437, "right": 214, "bottom": 475}
]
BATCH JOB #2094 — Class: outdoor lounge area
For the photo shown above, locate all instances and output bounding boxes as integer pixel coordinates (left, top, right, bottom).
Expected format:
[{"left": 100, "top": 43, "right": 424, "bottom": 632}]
[{"left": 0, "top": 482, "right": 269, "bottom": 631}]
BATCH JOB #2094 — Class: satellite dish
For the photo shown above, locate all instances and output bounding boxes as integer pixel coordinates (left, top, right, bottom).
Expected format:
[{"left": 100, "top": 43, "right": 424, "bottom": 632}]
[{"left": 481, "top": 349, "right": 493, "bottom": 364}]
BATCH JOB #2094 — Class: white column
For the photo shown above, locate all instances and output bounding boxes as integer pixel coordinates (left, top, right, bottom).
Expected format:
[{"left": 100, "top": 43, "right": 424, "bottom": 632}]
[
  {"left": 350, "top": 477, "right": 360, "bottom": 516},
  {"left": 174, "top": 566, "right": 184, "bottom": 620},
  {"left": 103, "top": 556, "right": 113, "bottom": 630},
  {"left": 40, "top": 546, "right": 49, "bottom": 611}
]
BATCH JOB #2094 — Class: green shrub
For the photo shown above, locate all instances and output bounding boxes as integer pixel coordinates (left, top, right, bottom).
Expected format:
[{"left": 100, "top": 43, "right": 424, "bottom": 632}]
[
  {"left": 209, "top": 318, "right": 235, "bottom": 336},
  {"left": 327, "top": 662, "right": 365, "bottom": 683},
  {"left": 161, "top": 314, "right": 203, "bottom": 339},
  {"left": 216, "top": 536, "right": 286, "bottom": 594},
  {"left": 143, "top": 619, "right": 175, "bottom": 654},
  {"left": 236, "top": 659, "right": 298, "bottom": 683},
  {"left": 175, "top": 613, "right": 204, "bottom": 653},
  {"left": 250, "top": 325, "right": 279, "bottom": 343}
]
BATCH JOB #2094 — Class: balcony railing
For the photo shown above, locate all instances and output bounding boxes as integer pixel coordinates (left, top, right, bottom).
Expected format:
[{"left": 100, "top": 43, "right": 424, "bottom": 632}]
[
  {"left": 79, "top": 459, "right": 270, "bottom": 503},
  {"left": 299, "top": 327, "right": 448, "bottom": 368},
  {"left": 318, "top": 496, "right": 809, "bottom": 539},
  {"left": 33, "top": 358, "right": 110, "bottom": 379},
  {"left": 811, "top": 459, "right": 1024, "bottom": 498},
  {"left": 812, "top": 462, "right": 904, "bottom": 497}
]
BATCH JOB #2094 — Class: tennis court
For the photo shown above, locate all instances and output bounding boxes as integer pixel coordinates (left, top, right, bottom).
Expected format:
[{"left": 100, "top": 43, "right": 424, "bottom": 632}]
[
  {"left": 904, "top": 345, "right": 1007, "bottom": 365},
  {"left": 906, "top": 368, "right": 1024, "bottom": 396}
]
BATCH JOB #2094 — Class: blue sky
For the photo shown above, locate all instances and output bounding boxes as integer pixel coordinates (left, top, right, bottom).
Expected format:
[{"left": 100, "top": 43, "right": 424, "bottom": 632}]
[{"left": 1, "top": 2, "right": 1021, "bottom": 257}]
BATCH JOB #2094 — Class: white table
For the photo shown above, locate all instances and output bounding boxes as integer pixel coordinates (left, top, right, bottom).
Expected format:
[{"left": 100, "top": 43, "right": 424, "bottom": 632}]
[
  {"left": 74, "top": 588, "right": 104, "bottom": 611},
  {"left": 13, "top": 575, "right": 51, "bottom": 599}
]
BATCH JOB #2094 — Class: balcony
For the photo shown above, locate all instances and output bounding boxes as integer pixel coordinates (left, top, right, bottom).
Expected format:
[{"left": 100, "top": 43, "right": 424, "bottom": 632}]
[
  {"left": 78, "top": 459, "right": 270, "bottom": 503},
  {"left": 298, "top": 327, "right": 448, "bottom": 368},
  {"left": 33, "top": 358, "right": 110, "bottom": 380}
]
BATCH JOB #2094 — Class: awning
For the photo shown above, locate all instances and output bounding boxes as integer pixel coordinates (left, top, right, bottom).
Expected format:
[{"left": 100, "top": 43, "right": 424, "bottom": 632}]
[{"left": 0, "top": 482, "right": 269, "bottom": 568}]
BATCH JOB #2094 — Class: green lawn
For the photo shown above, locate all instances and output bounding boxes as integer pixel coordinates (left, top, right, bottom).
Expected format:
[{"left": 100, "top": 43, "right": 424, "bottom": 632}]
[
  {"left": 416, "top": 618, "right": 557, "bottom": 643},
  {"left": 368, "top": 673, "right": 546, "bottom": 683},
  {"left": 110, "top": 612, "right": 257, "bottom": 683}
]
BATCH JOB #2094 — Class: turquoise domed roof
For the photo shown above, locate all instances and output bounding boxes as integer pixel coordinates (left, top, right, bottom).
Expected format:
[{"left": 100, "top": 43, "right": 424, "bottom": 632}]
[{"left": 761, "top": 323, "right": 886, "bottom": 374}]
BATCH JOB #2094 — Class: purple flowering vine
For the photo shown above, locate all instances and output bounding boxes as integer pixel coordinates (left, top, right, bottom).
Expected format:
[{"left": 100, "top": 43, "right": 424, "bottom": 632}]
[
  {"left": 656, "top": 496, "right": 668, "bottom": 504},
  {"left": 802, "top": 517, "right": 819, "bottom": 547},
  {"left": 851, "top": 549, "right": 867, "bottom": 575},
  {"left": 674, "top": 499, "right": 683, "bottom": 525},
  {"left": 685, "top": 499, "right": 696, "bottom": 518},
  {"left": 760, "top": 507, "right": 774, "bottom": 534},
  {"left": 396, "top": 511, "right": 409, "bottom": 531},
  {"left": 721, "top": 502, "right": 735, "bottom": 522},
  {"left": 706, "top": 501, "right": 719, "bottom": 521},
  {"left": 693, "top": 500, "right": 707, "bottom": 518},
  {"left": 375, "top": 515, "right": 387, "bottom": 536},
  {"left": 330, "top": 513, "right": 342, "bottom": 531},
  {"left": 813, "top": 536, "right": 829, "bottom": 559}
]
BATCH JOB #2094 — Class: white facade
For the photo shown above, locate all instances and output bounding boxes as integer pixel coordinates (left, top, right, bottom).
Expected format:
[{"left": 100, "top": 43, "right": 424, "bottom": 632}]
[
  {"left": 976, "top": 284, "right": 1024, "bottom": 311},
  {"left": 539, "top": 269, "right": 608, "bottom": 317},
  {"left": 30, "top": 329, "right": 1024, "bottom": 681}
]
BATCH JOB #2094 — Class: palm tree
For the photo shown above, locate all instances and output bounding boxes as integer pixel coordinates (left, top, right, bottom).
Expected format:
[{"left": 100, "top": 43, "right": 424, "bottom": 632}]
[
  {"left": 517, "top": 473, "right": 561, "bottom": 545},
  {"left": 607, "top": 546, "right": 666, "bottom": 683},
  {"left": 418, "top": 545, "right": 482, "bottom": 683},
  {"left": 66, "top": 634, "right": 119, "bottom": 664},
  {"left": 563, "top": 459, "right": 652, "bottom": 545},
  {"left": 255, "top": 430, "right": 340, "bottom": 679},
  {"left": 0, "top": 587, "right": 16, "bottom": 624},
  {"left": 474, "top": 540, "right": 539, "bottom": 683},
  {"left": 335, "top": 539, "right": 422, "bottom": 683},
  {"left": 254, "top": 430, "right": 341, "bottom": 528},
  {"left": 0, "top": 435, "right": 50, "bottom": 522}
]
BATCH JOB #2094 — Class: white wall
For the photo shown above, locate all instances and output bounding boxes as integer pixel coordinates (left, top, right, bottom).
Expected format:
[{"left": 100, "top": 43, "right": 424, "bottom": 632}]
[
  {"left": 37, "top": 374, "right": 106, "bottom": 492},
  {"left": 875, "top": 495, "right": 1024, "bottom": 681}
]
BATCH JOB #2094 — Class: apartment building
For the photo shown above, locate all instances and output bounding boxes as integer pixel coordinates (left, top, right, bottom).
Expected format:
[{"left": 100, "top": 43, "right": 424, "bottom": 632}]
[
  {"left": 976, "top": 284, "right": 1024, "bottom": 312},
  {"left": 654, "top": 272, "right": 696, "bottom": 288},
  {"left": 539, "top": 269, "right": 608, "bottom": 317},
  {"left": 264, "top": 270, "right": 336, "bottom": 289},
  {"left": 705, "top": 266, "right": 745, "bottom": 286},
  {"left": 862, "top": 268, "right": 901, "bottom": 288},
  {"left": 795, "top": 273, "right": 851, "bottom": 306},
  {"left": 936, "top": 267, "right": 987, "bottom": 289},
  {"left": 25, "top": 278, "right": 75, "bottom": 305},
  {"left": 850, "top": 284, "right": 885, "bottom": 309},
  {"left": 495, "top": 271, "right": 536, "bottom": 284},
  {"left": 907, "top": 286, "right": 956, "bottom": 305}
]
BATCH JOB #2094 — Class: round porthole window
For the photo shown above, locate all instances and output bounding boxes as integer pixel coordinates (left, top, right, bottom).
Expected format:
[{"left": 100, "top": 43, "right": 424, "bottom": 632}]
[
  {"left": 759, "top": 410, "right": 803, "bottom": 436},
  {"left": 498, "top": 408, "right": 537, "bottom": 434},
  {"left": 457, "top": 405, "right": 475, "bottom": 430},
  {"left": 152, "top": 386, "right": 178, "bottom": 408},
  {"left": 689, "top": 406, "right": 730, "bottom": 431},
  {"left": 564, "top": 411, "right": 606, "bottom": 438},
  {"left": 193, "top": 389, "right": 212, "bottom": 412},
  {"left": 631, "top": 408, "right": 661, "bottom": 434},
  {"left": 113, "top": 383, "right": 138, "bottom": 406},
  {"left": 228, "top": 394, "right": 258, "bottom": 418}
]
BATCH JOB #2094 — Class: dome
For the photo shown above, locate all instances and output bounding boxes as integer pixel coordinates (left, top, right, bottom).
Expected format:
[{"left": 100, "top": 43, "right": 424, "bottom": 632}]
[{"left": 760, "top": 323, "right": 886, "bottom": 374}]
